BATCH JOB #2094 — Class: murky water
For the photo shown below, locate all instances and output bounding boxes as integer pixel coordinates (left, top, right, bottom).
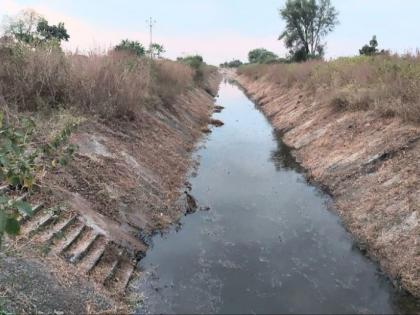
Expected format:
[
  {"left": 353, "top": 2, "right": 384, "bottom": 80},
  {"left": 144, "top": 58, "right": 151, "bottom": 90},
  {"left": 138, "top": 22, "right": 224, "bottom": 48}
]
[{"left": 134, "top": 81, "right": 419, "bottom": 314}]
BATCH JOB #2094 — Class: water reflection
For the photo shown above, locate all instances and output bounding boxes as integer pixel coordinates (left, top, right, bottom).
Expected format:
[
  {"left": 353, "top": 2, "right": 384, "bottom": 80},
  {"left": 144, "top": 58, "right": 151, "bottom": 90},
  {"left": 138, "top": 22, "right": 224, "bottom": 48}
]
[{"left": 270, "top": 130, "right": 303, "bottom": 172}]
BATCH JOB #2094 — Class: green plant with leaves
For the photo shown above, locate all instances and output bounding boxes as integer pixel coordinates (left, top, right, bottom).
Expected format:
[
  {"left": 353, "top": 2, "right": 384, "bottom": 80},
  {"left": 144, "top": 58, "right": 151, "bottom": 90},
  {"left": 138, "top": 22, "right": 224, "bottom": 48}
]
[
  {"left": 0, "top": 297, "right": 8, "bottom": 315},
  {"left": 0, "top": 112, "right": 37, "bottom": 190},
  {"left": 148, "top": 43, "right": 165, "bottom": 58},
  {"left": 220, "top": 60, "right": 243, "bottom": 68},
  {"left": 43, "top": 123, "right": 78, "bottom": 167},
  {"left": 177, "top": 55, "right": 206, "bottom": 82},
  {"left": 0, "top": 111, "right": 78, "bottom": 245},
  {"left": 0, "top": 194, "right": 33, "bottom": 246},
  {"left": 115, "top": 39, "right": 146, "bottom": 57},
  {"left": 3, "top": 9, "right": 69, "bottom": 46},
  {"left": 248, "top": 48, "right": 279, "bottom": 64},
  {"left": 177, "top": 55, "right": 204, "bottom": 69},
  {"left": 36, "top": 18, "right": 70, "bottom": 43},
  {"left": 359, "top": 35, "right": 388, "bottom": 56},
  {"left": 279, "top": 0, "right": 339, "bottom": 62}
]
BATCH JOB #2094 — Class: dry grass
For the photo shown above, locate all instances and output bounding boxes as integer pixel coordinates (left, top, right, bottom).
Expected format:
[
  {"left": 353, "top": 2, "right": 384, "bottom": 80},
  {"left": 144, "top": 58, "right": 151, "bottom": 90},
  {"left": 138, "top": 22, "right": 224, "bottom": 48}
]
[
  {"left": 0, "top": 42, "right": 203, "bottom": 121},
  {"left": 238, "top": 54, "right": 420, "bottom": 123}
]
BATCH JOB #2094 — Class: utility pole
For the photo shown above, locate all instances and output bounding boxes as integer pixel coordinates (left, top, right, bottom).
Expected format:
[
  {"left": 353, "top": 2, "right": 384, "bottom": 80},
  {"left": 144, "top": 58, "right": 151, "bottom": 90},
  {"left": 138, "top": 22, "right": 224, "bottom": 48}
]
[
  {"left": 147, "top": 17, "right": 156, "bottom": 59},
  {"left": 146, "top": 17, "right": 156, "bottom": 95}
]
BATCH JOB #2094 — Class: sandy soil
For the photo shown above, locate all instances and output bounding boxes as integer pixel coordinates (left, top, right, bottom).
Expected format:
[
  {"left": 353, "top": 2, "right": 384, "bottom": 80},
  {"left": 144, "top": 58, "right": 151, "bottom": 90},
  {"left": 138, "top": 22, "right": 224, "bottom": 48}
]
[{"left": 235, "top": 73, "right": 420, "bottom": 298}]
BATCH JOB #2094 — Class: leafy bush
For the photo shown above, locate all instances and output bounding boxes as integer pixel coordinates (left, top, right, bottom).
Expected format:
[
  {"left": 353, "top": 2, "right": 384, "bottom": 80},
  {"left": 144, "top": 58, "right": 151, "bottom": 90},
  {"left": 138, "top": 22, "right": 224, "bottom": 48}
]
[
  {"left": 220, "top": 60, "right": 243, "bottom": 68},
  {"left": 177, "top": 55, "right": 204, "bottom": 69},
  {"left": 248, "top": 48, "right": 279, "bottom": 64},
  {"left": 148, "top": 43, "right": 165, "bottom": 58},
  {"left": 359, "top": 36, "right": 379, "bottom": 56},
  {"left": 359, "top": 35, "right": 389, "bottom": 56},
  {"left": 0, "top": 111, "right": 78, "bottom": 245},
  {"left": 177, "top": 55, "right": 206, "bottom": 82},
  {"left": 114, "top": 39, "right": 146, "bottom": 57},
  {"left": 3, "top": 9, "right": 69, "bottom": 46}
]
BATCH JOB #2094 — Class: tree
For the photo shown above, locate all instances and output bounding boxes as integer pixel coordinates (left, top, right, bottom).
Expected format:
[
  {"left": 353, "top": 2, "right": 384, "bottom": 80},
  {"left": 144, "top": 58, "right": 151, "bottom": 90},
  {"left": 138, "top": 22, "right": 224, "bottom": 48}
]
[
  {"left": 37, "top": 18, "right": 70, "bottom": 43},
  {"left": 248, "top": 48, "right": 278, "bottom": 64},
  {"left": 114, "top": 39, "right": 146, "bottom": 57},
  {"left": 148, "top": 43, "right": 165, "bottom": 58},
  {"left": 3, "top": 10, "right": 70, "bottom": 46},
  {"left": 279, "top": 0, "right": 339, "bottom": 62},
  {"left": 359, "top": 35, "right": 379, "bottom": 56},
  {"left": 3, "top": 9, "right": 41, "bottom": 44}
]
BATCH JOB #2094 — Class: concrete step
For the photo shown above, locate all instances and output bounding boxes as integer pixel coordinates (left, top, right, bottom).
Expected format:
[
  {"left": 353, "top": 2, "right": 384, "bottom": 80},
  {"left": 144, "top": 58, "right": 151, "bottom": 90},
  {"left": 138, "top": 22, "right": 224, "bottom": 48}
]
[
  {"left": 107, "top": 258, "right": 136, "bottom": 294},
  {"left": 18, "top": 203, "right": 44, "bottom": 224},
  {"left": 102, "top": 258, "right": 120, "bottom": 286},
  {"left": 89, "top": 244, "right": 119, "bottom": 284},
  {"left": 21, "top": 209, "right": 56, "bottom": 236},
  {"left": 80, "top": 236, "right": 108, "bottom": 274},
  {"left": 52, "top": 221, "right": 85, "bottom": 255},
  {"left": 38, "top": 215, "right": 78, "bottom": 244},
  {"left": 66, "top": 229, "right": 100, "bottom": 264}
]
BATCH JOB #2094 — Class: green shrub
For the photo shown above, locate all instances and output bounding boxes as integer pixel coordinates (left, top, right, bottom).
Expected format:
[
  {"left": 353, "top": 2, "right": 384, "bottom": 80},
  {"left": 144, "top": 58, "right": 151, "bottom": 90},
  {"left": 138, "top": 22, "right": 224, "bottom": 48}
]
[
  {"left": 220, "top": 60, "right": 243, "bottom": 68},
  {"left": 0, "top": 111, "right": 78, "bottom": 245},
  {"left": 248, "top": 48, "right": 279, "bottom": 64},
  {"left": 114, "top": 39, "right": 146, "bottom": 57},
  {"left": 177, "top": 55, "right": 206, "bottom": 83}
]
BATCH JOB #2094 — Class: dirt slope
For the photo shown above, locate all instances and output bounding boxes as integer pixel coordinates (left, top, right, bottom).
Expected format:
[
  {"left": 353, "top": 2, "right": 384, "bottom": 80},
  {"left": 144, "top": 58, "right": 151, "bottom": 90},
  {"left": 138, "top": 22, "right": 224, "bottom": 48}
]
[
  {"left": 235, "top": 73, "right": 420, "bottom": 298},
  {"left": 2, "top": 73, "right": 221, "bottom": 313}
]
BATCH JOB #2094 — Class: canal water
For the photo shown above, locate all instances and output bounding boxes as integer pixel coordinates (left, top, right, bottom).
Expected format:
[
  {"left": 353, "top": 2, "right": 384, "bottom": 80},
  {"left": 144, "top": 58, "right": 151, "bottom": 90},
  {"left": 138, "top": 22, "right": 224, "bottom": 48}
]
[{"left": 134, "top": 80, "right": 418, "bottom": 314}]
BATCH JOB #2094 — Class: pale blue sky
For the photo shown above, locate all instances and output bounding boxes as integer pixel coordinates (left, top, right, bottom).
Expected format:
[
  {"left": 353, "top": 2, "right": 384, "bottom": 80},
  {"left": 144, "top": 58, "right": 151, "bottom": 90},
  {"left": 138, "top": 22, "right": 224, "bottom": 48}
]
[{"left": 1, "top": 0, "right": 419, "bottom": 64}]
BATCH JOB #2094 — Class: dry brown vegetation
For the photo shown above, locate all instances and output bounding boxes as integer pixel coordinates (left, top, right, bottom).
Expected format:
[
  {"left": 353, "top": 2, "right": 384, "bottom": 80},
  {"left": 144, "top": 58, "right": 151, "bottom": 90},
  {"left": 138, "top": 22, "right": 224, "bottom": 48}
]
[
  {"left": 0, "top": 42, "right": 214, "bottom": 121},
  {"left": 238, "top": 54, "right": 420, "bottom": 123}
]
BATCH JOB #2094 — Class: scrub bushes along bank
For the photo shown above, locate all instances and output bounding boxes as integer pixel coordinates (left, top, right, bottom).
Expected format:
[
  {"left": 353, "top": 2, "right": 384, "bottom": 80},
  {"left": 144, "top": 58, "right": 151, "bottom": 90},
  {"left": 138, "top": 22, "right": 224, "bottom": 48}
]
[
  {"left": 238, "top": 54, "right": 420, "bottom": 123},
  {"left": 0, "top": 42, "right": 216, "bottom": 121}
]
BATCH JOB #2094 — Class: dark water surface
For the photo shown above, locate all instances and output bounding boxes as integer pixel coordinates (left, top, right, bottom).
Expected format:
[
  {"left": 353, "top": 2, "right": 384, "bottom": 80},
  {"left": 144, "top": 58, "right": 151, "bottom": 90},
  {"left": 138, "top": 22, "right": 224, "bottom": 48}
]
[{"left": 134, "top": 81, "right": 419, "bottom": 314}]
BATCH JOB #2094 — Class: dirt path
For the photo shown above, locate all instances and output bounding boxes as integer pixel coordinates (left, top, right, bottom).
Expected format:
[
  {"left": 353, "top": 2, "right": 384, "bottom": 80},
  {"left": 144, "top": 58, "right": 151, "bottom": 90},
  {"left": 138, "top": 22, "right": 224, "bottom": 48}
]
[{"left": 234, "top": 72, "right": 420, "bottom": 298}]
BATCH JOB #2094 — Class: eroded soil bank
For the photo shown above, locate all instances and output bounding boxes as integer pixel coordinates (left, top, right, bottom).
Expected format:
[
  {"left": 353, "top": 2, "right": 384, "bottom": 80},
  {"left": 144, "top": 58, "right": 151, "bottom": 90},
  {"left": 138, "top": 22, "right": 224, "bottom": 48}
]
[
  {"left": 1, "top": 73, "right": 221, "bottom": 313},
  {"left": 234, "top": 72, "right": 420, "bottom": 298}
]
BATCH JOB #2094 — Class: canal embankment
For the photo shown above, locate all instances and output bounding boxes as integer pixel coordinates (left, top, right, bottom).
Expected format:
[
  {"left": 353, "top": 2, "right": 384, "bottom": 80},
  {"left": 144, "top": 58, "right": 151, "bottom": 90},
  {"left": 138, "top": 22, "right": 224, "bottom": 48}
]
[{"left": 234, "top": 70, "right": 420, "bottom": 299}]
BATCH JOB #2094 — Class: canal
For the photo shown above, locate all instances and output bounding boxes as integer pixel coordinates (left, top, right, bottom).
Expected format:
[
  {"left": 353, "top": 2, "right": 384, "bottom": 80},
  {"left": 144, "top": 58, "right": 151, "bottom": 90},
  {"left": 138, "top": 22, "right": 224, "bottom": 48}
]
[{"left": 134, "top": 80, "right": 418, "bottom": 314}]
